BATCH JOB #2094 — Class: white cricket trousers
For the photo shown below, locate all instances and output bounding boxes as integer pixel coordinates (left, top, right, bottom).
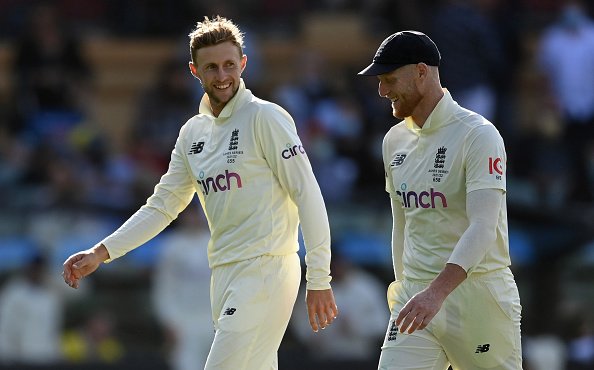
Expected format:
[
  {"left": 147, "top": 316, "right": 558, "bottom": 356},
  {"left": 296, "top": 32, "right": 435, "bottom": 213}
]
[
  {"left": 378, "top": 267, "right": 522, "bottom": 369},
  {"left": 205, "top": 253, "right": 301, "bottom": 370}
]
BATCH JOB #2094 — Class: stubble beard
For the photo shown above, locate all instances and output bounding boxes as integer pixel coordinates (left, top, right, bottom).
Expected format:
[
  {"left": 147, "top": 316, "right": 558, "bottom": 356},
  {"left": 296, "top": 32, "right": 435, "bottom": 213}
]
[{"left": 207, "top": 83, "right": 239, "bottom": 107}]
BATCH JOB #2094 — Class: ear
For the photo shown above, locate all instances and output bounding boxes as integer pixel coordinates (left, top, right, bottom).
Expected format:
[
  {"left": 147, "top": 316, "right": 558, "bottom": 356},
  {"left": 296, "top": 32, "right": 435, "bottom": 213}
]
[
  {"left": 189, "top": 61, "right": 200, "bottom": 80},
  {"left": 415, "top": 63, "right": 429, "bottom": 80},
  {"left": 413, "top": 63, "right": 431, "bottom": 92},
  {"left": 240, "top": 55, "right": 247, "bottom": 74}
]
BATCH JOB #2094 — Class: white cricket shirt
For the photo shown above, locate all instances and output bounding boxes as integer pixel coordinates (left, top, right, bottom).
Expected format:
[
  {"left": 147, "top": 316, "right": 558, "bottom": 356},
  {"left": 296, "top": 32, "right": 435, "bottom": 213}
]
[
  {"left": 383, "top": 89, "right": 510, "bottom": 281},
  {"left": 102, "top": 80, "right": 332, "bottom": 290}
]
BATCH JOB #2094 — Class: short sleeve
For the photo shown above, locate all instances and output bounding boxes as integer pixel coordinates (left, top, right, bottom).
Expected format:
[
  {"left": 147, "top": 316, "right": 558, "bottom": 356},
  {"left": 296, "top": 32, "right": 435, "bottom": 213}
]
[{"left": 465, "top": 123, "right": 506, "bottom": 194}]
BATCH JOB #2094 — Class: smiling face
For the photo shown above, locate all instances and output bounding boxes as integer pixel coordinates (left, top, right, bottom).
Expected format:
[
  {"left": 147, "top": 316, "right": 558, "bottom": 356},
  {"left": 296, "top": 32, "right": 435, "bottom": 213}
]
[
  {"left": 377, "top": 64, "right": 423, "bottom": 120},
  {"left": 189, "top": 41, "right": 246, "bottom": 117}
]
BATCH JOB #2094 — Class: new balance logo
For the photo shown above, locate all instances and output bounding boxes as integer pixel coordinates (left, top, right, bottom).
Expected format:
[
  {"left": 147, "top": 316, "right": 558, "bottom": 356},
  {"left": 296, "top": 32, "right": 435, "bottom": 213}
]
[
  {"left": 387, "top": 320, "right": 398, "bottom": 341},
  {"left": 223, "top": 308, "right": 236, "bottom": 316},
  {"left": 390, "top": 154, "right": 407, "bottom": 167},
  {"left": 475, "top": 344, "right": 490, "bottom": 353},
  {"left": 189, "top": 142, "right": 204, "bottom": 154}
]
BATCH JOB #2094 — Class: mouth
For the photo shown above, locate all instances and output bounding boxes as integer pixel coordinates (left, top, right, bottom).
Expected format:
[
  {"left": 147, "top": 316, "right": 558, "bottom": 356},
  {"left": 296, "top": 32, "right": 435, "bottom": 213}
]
[
  {"left": 390, "top": 97, "right": 399, "bottom": 103},
  {"left": 215, "top": 83, "right": 231, "bottom": 90}
]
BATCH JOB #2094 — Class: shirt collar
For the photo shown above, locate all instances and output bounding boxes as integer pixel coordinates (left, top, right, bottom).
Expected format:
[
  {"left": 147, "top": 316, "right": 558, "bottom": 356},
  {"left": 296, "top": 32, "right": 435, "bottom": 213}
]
[
  {"left": 405, "top": 89, "right": 455, "bottom": 132},
  {"left": 199, "top": 78, "right": 249, "bottom": 119}
]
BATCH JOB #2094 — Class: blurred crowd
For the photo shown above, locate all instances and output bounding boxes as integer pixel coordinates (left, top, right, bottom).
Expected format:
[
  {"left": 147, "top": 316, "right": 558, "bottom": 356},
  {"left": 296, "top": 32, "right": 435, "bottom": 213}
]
[{"left": 0, "top": 0, "right": 594, "bottom": 369}]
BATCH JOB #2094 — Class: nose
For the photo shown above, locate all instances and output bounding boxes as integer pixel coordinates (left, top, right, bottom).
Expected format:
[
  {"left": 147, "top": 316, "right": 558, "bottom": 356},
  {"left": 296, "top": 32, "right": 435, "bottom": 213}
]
[
  {"left": 378, "top": 81, "right": 389, "bottom": 98},
  {"left": 216, "top": 66, "right": 227, "bottom": 81}
]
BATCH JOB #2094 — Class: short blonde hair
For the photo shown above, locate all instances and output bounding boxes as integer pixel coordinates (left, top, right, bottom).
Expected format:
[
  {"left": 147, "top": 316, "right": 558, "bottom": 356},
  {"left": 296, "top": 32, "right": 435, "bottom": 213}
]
[{"left": 189, "top": 16, "right": 245, "bottom": 64}]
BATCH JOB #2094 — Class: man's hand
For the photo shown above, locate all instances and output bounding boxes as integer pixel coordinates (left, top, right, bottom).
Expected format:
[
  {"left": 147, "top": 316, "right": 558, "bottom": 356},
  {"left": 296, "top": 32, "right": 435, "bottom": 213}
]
[
  {"left": 306, "top": 288, "right": 338, "bottom": 332},
  {"left": 396, "top": 263, "right": 467, "bottom": 334},
  {"left": 62, "top": 244, "right": 109, "bottom": 289},
  {"left": 395, "top": 286, "right": 446, "bottom": 334}
]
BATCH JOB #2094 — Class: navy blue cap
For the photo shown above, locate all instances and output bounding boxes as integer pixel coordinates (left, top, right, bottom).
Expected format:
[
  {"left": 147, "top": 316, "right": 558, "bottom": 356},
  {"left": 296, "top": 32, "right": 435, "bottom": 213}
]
[{"left": 358, "top": 31, "right": 441, "bottom": 76}]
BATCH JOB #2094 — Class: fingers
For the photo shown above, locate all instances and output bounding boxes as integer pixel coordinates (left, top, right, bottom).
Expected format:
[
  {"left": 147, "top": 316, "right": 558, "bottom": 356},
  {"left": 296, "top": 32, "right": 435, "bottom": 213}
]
[
  {"left": 396, "top": 305, "right": 435, "bottom": 334},
  {"left": 326, "top": 302, "right": 338, "bottom": 324},
  {"left": 396, "top": 311, "right": 411, "bottom": 333},
  {"left": 62, "top": 254, "right": 85, "bottom": 289},
  {"left": 319, "top": 310, "right": 331, "bottom": 329},
  {"left": 396, "top": 300, "right": 417, "bottom": 333},
  {"left": 306, "top": 289, "right": 338, "bottom": 332},
  {"left": 62, "top": 269, "right": 79, "bottom": 289},
  {"left": 307, "top": 302, "right": 338, "bottom": 332},
  {"left": 307, "top": 308, "right": 320, "bottom": 332},
  {"left": 395, "top": 306, "right": 408, "bottom": 327},
  {"left": 401, "top": 312, "right": 425, "bottom": 334}
]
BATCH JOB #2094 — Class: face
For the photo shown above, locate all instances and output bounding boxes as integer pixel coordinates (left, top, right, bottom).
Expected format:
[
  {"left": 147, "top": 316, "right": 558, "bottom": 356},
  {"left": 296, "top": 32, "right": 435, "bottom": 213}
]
[
  {"left": 377, "top": 65, "right": 423, "bottom": 119},
  {"left": 189, "top": 41, "right": 246, "bottom": 116}
]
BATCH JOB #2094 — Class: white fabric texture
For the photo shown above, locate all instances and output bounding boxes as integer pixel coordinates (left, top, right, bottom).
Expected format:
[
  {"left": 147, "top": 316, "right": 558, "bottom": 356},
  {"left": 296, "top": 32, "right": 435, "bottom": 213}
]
[
  {"left": 383, "top": 89, "right": 510, "bottom": 281},
  {"left": 448, "top": 188, "right": 503, "bottom": 273},
  {"left": 101, "top": 80, "right": 332, "bottom": 290}
]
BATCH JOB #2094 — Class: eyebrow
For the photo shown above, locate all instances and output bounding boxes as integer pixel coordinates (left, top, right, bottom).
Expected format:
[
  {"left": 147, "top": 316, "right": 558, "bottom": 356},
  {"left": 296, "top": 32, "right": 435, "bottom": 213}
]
[{"left": 203, "top": 59, "right": 237, "bottom": 68}]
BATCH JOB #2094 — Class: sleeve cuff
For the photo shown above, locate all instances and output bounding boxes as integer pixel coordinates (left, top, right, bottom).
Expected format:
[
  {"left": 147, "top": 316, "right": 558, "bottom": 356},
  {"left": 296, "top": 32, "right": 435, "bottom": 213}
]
[{"left": 305, "top": 275, "right": 332, "bottom": 290}]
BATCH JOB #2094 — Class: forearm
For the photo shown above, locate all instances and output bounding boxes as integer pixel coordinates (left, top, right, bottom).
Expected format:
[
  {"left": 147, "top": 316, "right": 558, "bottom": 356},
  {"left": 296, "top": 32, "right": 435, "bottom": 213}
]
[
  {"left": 300, "top": 189, "right": 332, "bottom": 290},
  {"left": 101, "top": 206, "right": 172, "bottom": 262},
  {"left": 92, "top": 243, "right": 110, "bottom": 262},
  {"left": 427, "top": 191, "right": 504, "bottom": 300},
  {"left": 448, "top": 189, "right": 502, "bottom": 273},
  {"left": 427, "top": 262, "right": 467, "bottom": 300},
  {"left": 281, "top": 148, "right": 331, "bottom": 289},
  {"left": 396, "top": 262, "right": 467, "bottom": 334},
  {"left": 391, "top": 197, "right": 405, "bottom": 280},
  {"left": 288, "top": 161, "right": 331, "bottom": 290},
  {"left": 103, "top": 132, "right": 196, "bottom": 261}
]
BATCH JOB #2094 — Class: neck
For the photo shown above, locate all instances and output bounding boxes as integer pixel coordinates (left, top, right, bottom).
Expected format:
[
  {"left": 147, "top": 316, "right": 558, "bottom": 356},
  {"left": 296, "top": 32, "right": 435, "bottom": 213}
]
[
  {"left": 411, "top": 87, "right": 444, "bottom": 128},
  {"left": 208, "top": 98, "right": 223, "bottom": 118}
]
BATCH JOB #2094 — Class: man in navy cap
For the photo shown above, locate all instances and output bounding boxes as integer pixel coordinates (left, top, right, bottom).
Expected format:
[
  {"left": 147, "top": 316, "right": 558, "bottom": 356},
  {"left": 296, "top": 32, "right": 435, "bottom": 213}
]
[{"left": 359, "top": 31, "right": 522, "bottom": 369}]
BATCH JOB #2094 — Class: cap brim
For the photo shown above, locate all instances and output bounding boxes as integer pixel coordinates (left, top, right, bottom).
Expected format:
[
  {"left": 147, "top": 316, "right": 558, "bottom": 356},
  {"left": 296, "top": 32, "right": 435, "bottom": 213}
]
[{"left": 358, "top": 62, "right": 406, "bottom": 76}]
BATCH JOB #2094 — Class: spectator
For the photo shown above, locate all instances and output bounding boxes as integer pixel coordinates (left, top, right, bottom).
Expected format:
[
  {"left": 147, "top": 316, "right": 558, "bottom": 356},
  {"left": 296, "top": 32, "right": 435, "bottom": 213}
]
[
  {"left": 523, "top": 335, "right": 567, "bottom": 370},
  {"left": 536, "top": 0, "right": 594, "bottom": 203},
  {"left": 290, "top": 254, "right": 388, "bottom": 364},
  {"left": 429, "top": 0, "right": 506, "bottom": 122},
  {"left": 62, "top": 308, "right": 125, "bottom": 364},
  {"left": 562, "top": 303, "right": 594, "bottom": 369},
  {"left": 272, "top": 54, "right": 362, "bottom": 203},
  {"left": 151, "top": 201, "right": 213, "bottom": 370},
  {"left": 129, "top": 57, "right": 199, "bottom": 176},
  {"left": 11, "top": 2, "right": 92, "bottom": 139},
  {"left": 0, "top": 253, "right": 63, "bottom": 365}
]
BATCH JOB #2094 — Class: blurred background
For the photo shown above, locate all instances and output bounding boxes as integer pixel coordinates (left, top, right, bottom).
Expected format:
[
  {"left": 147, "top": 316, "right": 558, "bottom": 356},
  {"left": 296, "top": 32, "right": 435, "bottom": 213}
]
[{"left": 0, "top": 0, "right": 593, "bottom": 369}]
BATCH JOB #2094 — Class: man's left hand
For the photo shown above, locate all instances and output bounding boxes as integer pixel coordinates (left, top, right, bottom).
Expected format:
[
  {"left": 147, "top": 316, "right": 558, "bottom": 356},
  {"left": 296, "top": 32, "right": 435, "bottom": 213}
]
[{"left": 306, "top": 289, "right": 338, "bottom": 332}]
